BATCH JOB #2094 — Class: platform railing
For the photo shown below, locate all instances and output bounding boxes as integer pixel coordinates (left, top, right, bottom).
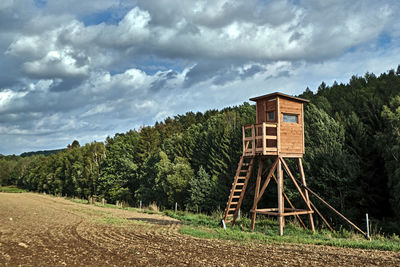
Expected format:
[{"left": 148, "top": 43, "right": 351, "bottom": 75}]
[{"left": 242, "top": 122, "right": 278, "bottom": 156}]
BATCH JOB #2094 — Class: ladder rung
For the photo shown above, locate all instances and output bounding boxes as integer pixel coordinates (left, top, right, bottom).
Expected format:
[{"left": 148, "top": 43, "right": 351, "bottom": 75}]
[
  {"left": 228, "top": 208, "right": 236, "bottom": 211},
  {"left": 230, "top": 202, "right": 238, "bottom": 205},
  {"left": 236, "top": 183, "right": 245, "bottom": 186},
  {"left": 233, "top": 189, "right": 242, "bottom": 192},
  {"left": 232, "top": 195, "right": 240, "bottom": 198},
  {"left": 237, "top": 176, "right": 246, "bottom": 179}
]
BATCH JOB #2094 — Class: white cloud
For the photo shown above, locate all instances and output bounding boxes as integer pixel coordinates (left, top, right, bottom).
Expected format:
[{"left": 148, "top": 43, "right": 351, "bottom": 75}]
[
  {"left": 1, "top": 0, "right": 400, "bottom": 154},
  {"left": 23, "top": 48, "right": 90, "bottom": 78},
  {"left": 0, "top": 89, "right": 28, "bottom": 111},
  {"left": 81, "top": 103, "right": 114, "bottom": 117}
]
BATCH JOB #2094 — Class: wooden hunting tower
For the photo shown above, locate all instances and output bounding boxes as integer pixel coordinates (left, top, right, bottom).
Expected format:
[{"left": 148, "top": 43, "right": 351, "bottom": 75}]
[{"left": 223, "top": 92, "right": 315, "bottom": 235}]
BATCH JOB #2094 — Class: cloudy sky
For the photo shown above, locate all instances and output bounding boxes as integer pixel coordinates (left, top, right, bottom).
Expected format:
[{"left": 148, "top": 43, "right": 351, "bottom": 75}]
[{"left": 1, "top": 0, "right": 400, "bottom": 155}]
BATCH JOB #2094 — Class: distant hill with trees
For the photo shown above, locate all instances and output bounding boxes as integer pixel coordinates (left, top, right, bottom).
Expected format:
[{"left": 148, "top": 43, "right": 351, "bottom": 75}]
[
  {"left": 20, "top": 149, "right": 65, "bottom": 158},
  {"left": 1, "top": 66, "right": 400, "bottom": 234}
]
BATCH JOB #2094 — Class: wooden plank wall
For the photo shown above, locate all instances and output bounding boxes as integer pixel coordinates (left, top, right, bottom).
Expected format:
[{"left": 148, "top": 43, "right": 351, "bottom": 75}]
[
  {"left": 256, "top": 101, "right": 264, "bottom": 123},
  {"left": 265, "top": 98, "right": 277, "bottom": 117},
  {"left": 279, "top": 98, "right": 304, "bottom": 154},
  {"left": 256, "top": 98, "right": 277, "bottom": 124}
]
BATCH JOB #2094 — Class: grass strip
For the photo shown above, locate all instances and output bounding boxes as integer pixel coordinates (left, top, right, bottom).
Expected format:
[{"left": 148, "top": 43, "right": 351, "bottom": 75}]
[
  {"left": 0, "top": 186, "right": 28, "bottom": 193},
  {"left": 164, "top": 210, "right": 400, "bottom": 252}
]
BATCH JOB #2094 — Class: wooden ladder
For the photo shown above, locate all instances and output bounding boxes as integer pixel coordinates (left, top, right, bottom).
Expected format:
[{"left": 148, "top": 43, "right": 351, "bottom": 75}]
[{"left": 223, "top": 156, "right": 255, "bottom": 225}]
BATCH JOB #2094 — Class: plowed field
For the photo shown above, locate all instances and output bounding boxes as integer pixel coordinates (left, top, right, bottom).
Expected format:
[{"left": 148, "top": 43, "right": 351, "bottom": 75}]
[{"left": 1, "top": 193, "right": 399, "bottom": 266}]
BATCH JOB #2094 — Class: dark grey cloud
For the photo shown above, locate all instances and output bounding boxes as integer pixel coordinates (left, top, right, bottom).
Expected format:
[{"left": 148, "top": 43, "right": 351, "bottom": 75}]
[
  {"left": 183, "top": 62, "right": 226, "bottom": 88},
  {"left": 240, "top": 65, "right": 265, "bottom": 79},
  {"left": 184, "top": 62, "right": 267, "bottom": 87},
  {"left": 150, "top": 70, "right": 178, "bottom": 91}
]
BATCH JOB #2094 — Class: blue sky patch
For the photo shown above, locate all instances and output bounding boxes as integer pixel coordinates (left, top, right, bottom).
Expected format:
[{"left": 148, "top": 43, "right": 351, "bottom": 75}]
[{"left": 34, "top": 0, "right": 46, "bottom": 8}]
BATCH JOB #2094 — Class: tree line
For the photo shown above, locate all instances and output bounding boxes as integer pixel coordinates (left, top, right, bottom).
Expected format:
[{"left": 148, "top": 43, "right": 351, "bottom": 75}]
[{"left": 1, "top": 66, "right": 400, "bottom": 233}]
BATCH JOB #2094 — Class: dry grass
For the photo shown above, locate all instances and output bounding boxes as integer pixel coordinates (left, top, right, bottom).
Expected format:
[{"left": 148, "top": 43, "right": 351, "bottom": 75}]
[{"left": 147, "top": 202, "right": 160, "bottom": 212}]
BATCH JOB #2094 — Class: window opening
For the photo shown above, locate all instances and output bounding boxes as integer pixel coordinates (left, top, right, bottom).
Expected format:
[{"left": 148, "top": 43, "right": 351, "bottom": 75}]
[
  {"left": 283, "top": 114, "right": 298, "bottom": 123},
  {"left": 267, "top": 111, "right": 275, "bottom": 121}
]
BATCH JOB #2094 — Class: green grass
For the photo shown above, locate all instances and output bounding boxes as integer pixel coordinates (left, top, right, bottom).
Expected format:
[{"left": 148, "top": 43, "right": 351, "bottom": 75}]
[
  {"left": 164, "top": 210, "right": 400, "bottom": 252},
  {"left": 0, "top": 186, "right": 28, "bottom": 193}
]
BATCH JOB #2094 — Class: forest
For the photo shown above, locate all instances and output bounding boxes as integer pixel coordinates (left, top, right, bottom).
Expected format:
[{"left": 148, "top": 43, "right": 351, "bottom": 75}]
[{"left": 1, "top": 66, "right": 400, "bottom": 234}]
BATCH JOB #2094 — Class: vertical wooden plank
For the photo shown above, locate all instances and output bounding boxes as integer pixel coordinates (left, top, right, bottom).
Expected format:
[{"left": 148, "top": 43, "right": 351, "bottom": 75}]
[
  {"left": 251, "top": 158, "right": 263, "bottom": 230},
  {"left": 262, "top": 122, "right": 266, "bottom": 155},
  {"left": 281, "top": 167, "right": 285, "bottom": 228},
  {"left": 251, "top": 124, "right": 255, "bottom": 155},
  {"left": 302, "top": 103, "right": 305, "bottom": 154},
  {"left": 277, "top": 97, "right": 281, "bottom": 154},
  {"left": 277, "top": 158, "right": 284, "bottom": 236},
  {"left": 298, "top": 158, "right": 315, "bottom": 232},
  {"left": 242, "top": 126, "right": 245, "bottom": 155},
  {"left": 263, "top": 100, "right": 266, "bottom": 123}
]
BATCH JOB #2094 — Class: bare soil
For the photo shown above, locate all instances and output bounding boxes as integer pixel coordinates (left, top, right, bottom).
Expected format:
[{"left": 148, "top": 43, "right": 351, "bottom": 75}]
[{"left": 0, "top": 193, "right": 399, "bottom": 266}]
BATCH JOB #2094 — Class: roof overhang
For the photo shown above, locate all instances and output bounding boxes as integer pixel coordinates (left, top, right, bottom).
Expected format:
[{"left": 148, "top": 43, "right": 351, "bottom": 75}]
[{"left": 249, "top": 92, "right": 310, "bottom": 103}]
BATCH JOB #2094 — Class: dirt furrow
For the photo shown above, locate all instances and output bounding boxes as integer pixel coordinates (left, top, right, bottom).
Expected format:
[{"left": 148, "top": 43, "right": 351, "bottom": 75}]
[{"left": 1, "top": 193, "right": 400, "bottom": 266}]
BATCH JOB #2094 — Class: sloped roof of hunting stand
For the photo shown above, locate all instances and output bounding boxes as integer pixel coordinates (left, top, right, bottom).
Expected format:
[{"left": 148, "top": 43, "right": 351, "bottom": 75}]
[{"left": 249, "top": 92, "right": 310, "bottom": 103}]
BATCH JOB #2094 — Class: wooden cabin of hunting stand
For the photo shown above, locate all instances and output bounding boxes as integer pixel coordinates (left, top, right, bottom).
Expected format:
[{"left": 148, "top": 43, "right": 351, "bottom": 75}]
[{"left": 243, "top": 92, "right": 309, "bottom": 157}]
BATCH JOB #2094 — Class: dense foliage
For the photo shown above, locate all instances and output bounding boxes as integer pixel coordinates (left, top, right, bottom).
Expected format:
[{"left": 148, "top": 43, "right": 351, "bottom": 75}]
[{"left": 1, "top": 67, "right": 400, "bottom": 233}]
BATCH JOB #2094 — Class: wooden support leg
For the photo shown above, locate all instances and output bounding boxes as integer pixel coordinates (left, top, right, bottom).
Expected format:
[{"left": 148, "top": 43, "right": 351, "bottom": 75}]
[
  {"left": 298, "top": 158, "right": 315, "bottom": 233},
  {"left": 251, "top": 158, "right": 263, "bottom": 230},
  {"left": 277, "top": 159, "right": 284, "bottom": 236},
  {"left": 272, "top": 173, "right": 306, "bottom": 229},
  {"left": 281, "top": 168, "right": 285, "bottom": 228}
]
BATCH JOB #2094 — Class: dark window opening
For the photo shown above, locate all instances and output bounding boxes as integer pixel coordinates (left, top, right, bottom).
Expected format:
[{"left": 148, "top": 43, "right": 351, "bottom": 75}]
[{"left": 267, "top": 111, "right": 275, "bottom": 121}]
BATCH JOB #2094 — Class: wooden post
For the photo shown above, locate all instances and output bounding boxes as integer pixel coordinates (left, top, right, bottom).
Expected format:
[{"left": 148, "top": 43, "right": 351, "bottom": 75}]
[
  {"left": 242, "top": 126, "right": 245, "bottom": 154},
  {"left": 271, "top": 173, "right": 306, "bottom": 229},
  {"left": 262, "top": 122, "right": 266, "bottom": 155},
  {"left": 251, "top": 124, "right": 255, "bottom": 155},
  {"left": 276, "top": 98, "right": 280, "bottom": 154},
  {"left": 298, "top": 158, "right": 315, "bottom": 233},
  {"left": 281, "top": 167, "right": 285, "bottom": 228},
  {"left": 277, "top": 158, "right": 284, "bottom": 236},
  {"left": 251, "top": 158, "right": 263, "bottom": 230}
]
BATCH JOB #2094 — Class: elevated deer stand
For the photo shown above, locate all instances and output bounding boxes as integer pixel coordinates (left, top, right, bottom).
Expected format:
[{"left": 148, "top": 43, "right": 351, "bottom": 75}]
[
  {"left": 224, "top": 92, "right": 369, "bottom": 239},
  {"left": 223, "top": 92, "right": 314, "bottom": 235}
]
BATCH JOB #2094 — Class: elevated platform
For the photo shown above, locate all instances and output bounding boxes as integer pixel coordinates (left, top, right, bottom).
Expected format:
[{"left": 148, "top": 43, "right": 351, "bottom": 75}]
[{"left": 242, "top": 123, "right": 303, "bottom": 158}]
